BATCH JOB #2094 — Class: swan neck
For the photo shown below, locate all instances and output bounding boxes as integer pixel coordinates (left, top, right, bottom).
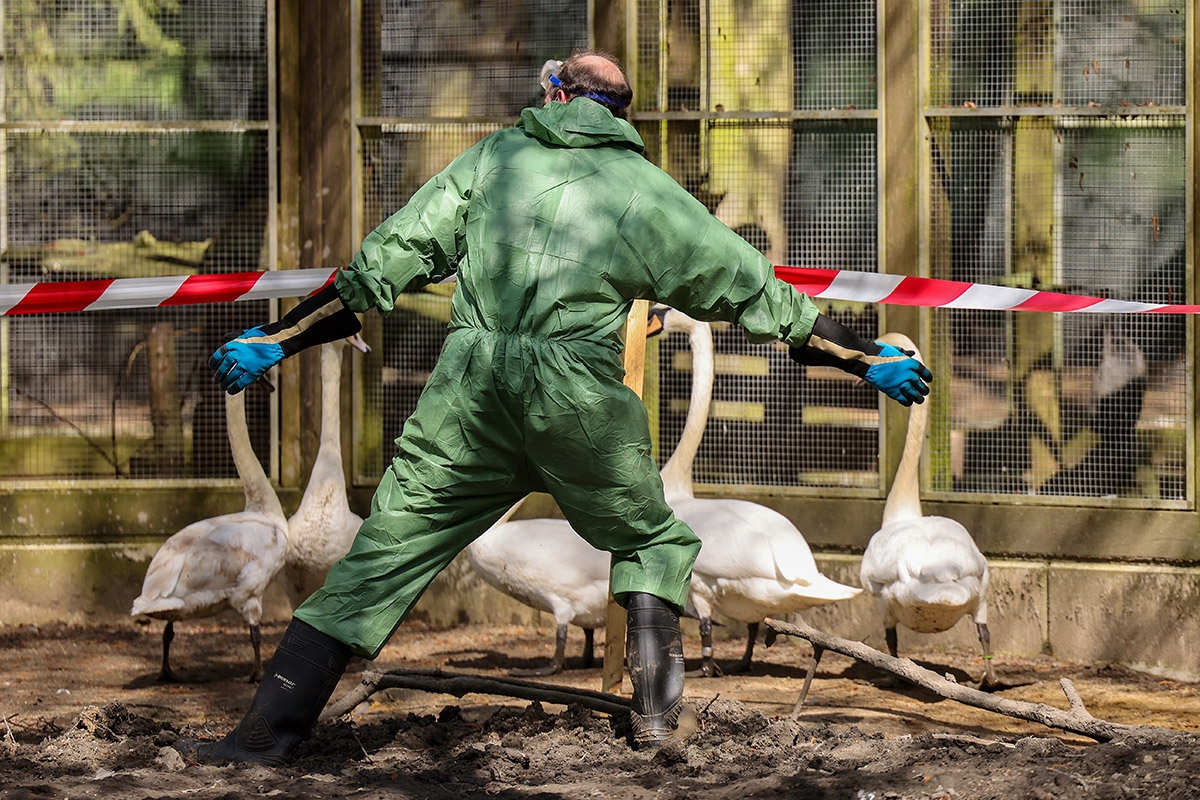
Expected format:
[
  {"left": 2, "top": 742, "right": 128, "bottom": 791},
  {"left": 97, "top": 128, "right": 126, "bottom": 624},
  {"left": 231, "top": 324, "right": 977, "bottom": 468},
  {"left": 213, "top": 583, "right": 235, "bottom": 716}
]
[
  {"left": 316, "top": 344, "right": 344, "bottom": 465},
  {"left": 226, "top": 391, "right": 284, "bottom": 518},
  {"left": 294, "top": 344, "right": 347, "bottom": 519},
  {"left": 660, "top": 322, "right": 713, "bottom": 500},
  {"left": 882, "top": 398, "right": 927, "bottom": 527}
]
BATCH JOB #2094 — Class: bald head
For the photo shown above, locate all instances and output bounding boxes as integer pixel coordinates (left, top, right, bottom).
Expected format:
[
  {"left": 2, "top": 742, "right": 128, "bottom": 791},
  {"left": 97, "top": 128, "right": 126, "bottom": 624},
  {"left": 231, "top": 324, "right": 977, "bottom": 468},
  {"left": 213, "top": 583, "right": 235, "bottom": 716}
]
[
  {"left": 574, "top": 54, "right": 625, "bottom": 84},
  {"left": 555, "top": 50, "right": 633, "bottom": 119}
]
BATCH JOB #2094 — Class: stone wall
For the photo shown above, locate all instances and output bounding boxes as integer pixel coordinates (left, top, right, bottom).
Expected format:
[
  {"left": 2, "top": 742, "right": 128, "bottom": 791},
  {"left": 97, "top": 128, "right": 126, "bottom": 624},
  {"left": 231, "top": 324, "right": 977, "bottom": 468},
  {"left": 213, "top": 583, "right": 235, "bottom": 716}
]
[{"left": 6, "top": 542, "right": 1198, "bottom": 682}]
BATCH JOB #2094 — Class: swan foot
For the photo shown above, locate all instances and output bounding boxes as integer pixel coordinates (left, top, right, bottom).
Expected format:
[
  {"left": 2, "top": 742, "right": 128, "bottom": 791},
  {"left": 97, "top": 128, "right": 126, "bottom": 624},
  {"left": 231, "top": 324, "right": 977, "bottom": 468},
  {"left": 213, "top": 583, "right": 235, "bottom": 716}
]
[
  {"left": 510, "top": 662, "right": 564, "bottom": 678},
  {"left": 875, "top": 671, "right": 901, "bottom": 690},
  {"left": 157, "top": 666, "right": 182, "bottom": 683},
  {"left": 975, "top": 664, "right": 1001, "bottom": 692},
  {"left": 720, "top": 657, "right": 753, "bottom": 676},
  {"left": 685, "top": 657, "right": 724, "bottom": 678}
]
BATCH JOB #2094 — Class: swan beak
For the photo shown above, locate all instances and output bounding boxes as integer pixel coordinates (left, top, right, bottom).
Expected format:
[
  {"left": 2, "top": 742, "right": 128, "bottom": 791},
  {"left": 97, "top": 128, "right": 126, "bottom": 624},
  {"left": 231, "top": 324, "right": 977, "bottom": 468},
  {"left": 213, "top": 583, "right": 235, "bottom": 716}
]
[
  {"left": 646, "top": 305, "right": 670, "bottom": 339},
  {"left": 346, "top": 333, "right": 372, "bottom": 354}
]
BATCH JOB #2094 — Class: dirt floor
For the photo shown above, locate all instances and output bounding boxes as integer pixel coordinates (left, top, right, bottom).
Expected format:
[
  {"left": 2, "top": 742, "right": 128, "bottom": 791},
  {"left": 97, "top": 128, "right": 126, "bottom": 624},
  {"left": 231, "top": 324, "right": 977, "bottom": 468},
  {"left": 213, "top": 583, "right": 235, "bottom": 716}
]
[{"left": 3, "top": 619, "right": 1200, "bottom": 799}]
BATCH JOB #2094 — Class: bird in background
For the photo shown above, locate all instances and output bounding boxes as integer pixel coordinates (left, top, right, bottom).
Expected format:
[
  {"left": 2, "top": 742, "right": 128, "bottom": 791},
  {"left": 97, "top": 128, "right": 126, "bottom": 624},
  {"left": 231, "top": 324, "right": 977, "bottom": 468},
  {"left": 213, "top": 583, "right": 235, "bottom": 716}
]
[
  {"left": 856, "top": 331, "right": 996, "bottom": 689},
  {"left": 465, "top": 496, "right": 611, "bottom": 676},
  {"left": 652, "top": 305, "right": 862, "bottom": 678},
  {"left": 280, "top": 334, "right": 371, "bottom": 608},
  {"left": 131, "top": 384, "right": 288, "bottom": 682}
]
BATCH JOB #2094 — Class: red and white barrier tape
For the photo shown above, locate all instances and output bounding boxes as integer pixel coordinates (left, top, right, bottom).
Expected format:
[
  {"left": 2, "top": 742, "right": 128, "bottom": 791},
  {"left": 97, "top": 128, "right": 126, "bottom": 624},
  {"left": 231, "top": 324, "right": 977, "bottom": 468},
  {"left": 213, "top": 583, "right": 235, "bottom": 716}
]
[
  {"left": 0, "top": 269, "right": 337, "bottom": 316},
  {"left": 774, "top": 266, "right": 1200, "bottom": 315},
  {"left": 0, "top": 266, "right": 1194, "bottom": 316}
]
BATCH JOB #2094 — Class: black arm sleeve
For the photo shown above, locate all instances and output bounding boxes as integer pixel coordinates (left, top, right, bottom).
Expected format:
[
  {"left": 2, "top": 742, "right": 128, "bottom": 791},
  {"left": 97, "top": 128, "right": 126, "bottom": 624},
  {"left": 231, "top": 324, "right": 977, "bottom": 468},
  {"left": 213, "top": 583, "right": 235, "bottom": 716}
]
[
  {"left": 787, "top": 315, "right": 884, "bottom": 378},
  {"left": 258, "top": 283, "right": 363, "bottom": 357}
]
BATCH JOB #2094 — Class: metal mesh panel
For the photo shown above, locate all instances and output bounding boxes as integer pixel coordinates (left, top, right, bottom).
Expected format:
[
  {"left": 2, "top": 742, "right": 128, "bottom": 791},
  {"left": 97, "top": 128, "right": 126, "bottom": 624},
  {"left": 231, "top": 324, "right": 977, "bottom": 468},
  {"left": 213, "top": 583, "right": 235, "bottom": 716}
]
[
  {"left": 1058, "top": 1, "right": 1186, "bottom": 107},
  {"left": 360, "top": 128, "right": 498, "bottom": 473},
  {"left": 372, "top": 0, "right": 588, "bottom": 118},
  {"left": 634, "top": 0, "right": 876, "bottom": 113},
  {"left": 931, "top": 116, "right": 1187, "bottom": 501},
  {"left": 792, "top": 0, "right": 877, "bottom": 110},
  {"left": 3, "top": 1, "right": 267, "bottom": 122},
  {"left": 646, "top": 118, "right": 880, "bottom": 490},
  {"left": 2, "top": 131, "right": 271, "bottom": 480},
  {"left": 359, "top": 0, "right": 882, "bottom": 489},
  {"left": 655, "top": 320, "right": 883, "bottom": 490},
  {"left": 931, "top": 0, "right": 1185, "bottom": 108},
  {"left": 929, "top": 0, "right": 1187, "bottom": 505},
  {"left": 2, "top": 0, "right": 271, "bottom": 482},
  {"left": 359, "top": 1, "right": 590, "bottom": 477}
]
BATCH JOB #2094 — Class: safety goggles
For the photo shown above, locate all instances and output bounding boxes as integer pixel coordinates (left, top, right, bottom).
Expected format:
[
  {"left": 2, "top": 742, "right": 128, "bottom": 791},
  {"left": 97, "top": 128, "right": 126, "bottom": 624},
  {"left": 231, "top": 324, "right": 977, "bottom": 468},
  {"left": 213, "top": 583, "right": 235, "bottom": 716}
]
[{"left": 539, "top": 59, "right": 563, "bottom": 92}]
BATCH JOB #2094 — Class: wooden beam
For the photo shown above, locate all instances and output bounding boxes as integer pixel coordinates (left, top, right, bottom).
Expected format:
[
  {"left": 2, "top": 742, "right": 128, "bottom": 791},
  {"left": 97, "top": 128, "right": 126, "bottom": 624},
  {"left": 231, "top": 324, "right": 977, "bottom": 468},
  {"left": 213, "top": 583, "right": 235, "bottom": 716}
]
[
  {"left": 290, "top": 0, "right": 355, "bottom": 488},
  {"left": 276, "top": 0, "right": 302, "bottom": 487},
  {"left": 880, "top": 0, "right": 924, "bottom": 494}
]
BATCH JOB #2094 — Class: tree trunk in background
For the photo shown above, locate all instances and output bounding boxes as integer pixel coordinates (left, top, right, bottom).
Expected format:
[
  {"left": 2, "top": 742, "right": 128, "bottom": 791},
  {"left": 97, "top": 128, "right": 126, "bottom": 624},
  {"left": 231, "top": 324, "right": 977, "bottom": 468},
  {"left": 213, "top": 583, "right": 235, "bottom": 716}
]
[{"left": 147, "top": 322, "right": 186, "bottom": 477}]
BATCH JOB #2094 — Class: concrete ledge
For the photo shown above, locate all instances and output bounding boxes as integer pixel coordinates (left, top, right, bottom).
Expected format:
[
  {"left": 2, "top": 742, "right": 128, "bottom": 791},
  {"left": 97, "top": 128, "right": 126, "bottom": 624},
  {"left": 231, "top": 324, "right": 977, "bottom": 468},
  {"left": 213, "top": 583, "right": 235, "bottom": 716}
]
[{"left": 5, "top": 543, "right": 1200, "bottom": 682}]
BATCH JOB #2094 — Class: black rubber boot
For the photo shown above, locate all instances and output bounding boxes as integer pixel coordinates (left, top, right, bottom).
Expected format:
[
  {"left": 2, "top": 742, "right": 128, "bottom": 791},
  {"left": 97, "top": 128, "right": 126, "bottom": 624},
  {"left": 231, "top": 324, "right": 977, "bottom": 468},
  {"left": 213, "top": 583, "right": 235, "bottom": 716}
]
[
  {"left": 180, "top": 617, "right": 352, "bottom": 766},
  {"left": 624, "top": 592, "right": 686, "bottom": 748}
]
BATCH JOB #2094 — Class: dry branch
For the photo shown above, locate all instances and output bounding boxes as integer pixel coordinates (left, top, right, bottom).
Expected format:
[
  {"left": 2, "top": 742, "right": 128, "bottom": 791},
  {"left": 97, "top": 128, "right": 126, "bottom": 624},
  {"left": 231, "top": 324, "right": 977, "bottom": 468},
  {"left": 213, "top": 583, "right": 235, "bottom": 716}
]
[
  {"left": 765, "top": 617, "right": 1190, "bottom": 745},
  {"left": 322, "top": 668, "right": 631, "bottom": 722}
]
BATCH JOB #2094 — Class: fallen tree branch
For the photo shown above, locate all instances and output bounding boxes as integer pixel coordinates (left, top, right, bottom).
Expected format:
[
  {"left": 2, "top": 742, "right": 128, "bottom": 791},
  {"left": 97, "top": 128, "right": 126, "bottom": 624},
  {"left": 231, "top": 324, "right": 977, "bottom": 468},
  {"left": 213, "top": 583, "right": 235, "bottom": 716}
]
[
  {"left": 322, "top": 668, "right": 631, "bottom": 722},
  {"left": 765, "top": 617, "right": 1190, "bottom": 745}
]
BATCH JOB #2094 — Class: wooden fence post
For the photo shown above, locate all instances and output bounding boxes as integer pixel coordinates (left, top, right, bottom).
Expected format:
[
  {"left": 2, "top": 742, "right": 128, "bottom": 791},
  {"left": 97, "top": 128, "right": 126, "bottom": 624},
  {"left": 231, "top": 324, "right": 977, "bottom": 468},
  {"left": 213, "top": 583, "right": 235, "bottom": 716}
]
[{"left": 602, "top": 299, "right": 650, "bottom": 693}]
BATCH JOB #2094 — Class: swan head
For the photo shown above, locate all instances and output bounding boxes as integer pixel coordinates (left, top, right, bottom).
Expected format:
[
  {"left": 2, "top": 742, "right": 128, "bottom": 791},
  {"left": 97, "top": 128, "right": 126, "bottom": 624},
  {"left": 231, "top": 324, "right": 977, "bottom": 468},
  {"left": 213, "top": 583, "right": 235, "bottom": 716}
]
[
  {"left": 876, "top": 331, "right": 923, "bottom": 365},
  {"left": 344, "top": 332, "right": 371, "bottom": 354},
  {"left": 647, "top": 304, "right": 698, "bottom": 338}
]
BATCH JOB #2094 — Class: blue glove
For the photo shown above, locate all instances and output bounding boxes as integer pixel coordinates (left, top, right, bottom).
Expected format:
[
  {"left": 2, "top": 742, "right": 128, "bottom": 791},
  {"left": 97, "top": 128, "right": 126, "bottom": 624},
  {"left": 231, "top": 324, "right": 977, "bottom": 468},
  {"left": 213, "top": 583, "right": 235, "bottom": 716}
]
[
  {"left": 863, "top": 344, "right": 933, "bottom": 406},
  {"left": 209, "top": 328, "right": 285, "bottom": 395}
]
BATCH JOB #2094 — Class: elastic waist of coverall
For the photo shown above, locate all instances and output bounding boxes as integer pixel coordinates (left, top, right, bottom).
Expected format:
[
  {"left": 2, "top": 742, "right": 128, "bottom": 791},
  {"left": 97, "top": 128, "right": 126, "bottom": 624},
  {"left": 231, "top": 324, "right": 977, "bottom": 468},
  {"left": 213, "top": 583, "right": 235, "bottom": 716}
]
[{"left": 448, "top": 323, "right": 625, "bottom": 358}]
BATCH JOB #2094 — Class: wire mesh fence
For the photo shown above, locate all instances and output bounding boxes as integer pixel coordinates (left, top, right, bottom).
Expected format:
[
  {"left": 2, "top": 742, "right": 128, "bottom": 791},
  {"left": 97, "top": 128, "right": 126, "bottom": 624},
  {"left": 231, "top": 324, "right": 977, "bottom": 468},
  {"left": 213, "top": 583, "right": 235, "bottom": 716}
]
[
  {"left": 0, "top": 0, "right": 1190, "bottom": 508},
  {"left": 1, "top": 1, "right": 270, "bottom": 481},
  {"left": 928, "top": 0, "right": 1187, "bottom": 502}
]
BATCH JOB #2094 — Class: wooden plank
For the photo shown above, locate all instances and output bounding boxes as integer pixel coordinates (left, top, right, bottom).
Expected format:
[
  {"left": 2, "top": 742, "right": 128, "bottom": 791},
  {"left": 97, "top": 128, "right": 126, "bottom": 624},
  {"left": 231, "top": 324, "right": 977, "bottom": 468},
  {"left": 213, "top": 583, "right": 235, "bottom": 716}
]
[
  {"left": 276, "top": 0, "right": 302, "bottom": 488},
  {"left": 602, "top": 299, "right": 650, "bottom": 694}
]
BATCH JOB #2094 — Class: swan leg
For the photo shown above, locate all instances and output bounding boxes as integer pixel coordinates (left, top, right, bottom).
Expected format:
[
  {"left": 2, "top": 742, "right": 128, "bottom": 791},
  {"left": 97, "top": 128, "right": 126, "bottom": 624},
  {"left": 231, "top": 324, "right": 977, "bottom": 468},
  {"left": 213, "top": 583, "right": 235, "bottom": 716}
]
[
  {"left": 792, "top": 644, "right": 825, "bottom": 715},
  {"left": 726, "top": 621, "right": 758, "bottom": 675},
  {"left": 582, "top": 627, "right": 596, "bottom": 669},
  {"left": 248, "top": 624, "right": 263, "bottom": 683},
  {"left": 158, "top": 621, "right": 181, "bottom": 683},
  {"left": 685, "top": 617, "right": 723, "bottom": 678},
  {"left": 976, "top": 621, "right": 998, "bottom": 689},
  {"left": 511, "top": 623, "right": 567, "bottom": 677},
  {"left": 877, "top": 626, "right": 901, "bottom": 688}
]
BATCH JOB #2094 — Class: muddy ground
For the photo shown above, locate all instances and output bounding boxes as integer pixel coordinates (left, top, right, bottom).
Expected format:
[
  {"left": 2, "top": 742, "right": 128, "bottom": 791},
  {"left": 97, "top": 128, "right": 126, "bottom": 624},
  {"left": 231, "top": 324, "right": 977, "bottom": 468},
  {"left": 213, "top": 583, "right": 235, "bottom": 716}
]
[{"left": 2, "top": 618, "right": 1200, "bottom": 799}]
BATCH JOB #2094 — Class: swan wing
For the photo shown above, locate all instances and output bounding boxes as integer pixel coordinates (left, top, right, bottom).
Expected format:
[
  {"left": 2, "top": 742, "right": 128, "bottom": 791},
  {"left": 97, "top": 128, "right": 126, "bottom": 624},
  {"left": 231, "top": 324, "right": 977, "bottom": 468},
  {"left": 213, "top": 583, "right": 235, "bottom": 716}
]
[
  {"left": 677, "top": 498, "right": 820, "bottom": 583},
  {"left": 860, "top": 516, "right": 989, "bottom": 633},
  {"left": 131, "top": 513, "right": 287, "bottom": 617},
  {"left": 467, "top": 519, "right": 611, "bottom": 628}
]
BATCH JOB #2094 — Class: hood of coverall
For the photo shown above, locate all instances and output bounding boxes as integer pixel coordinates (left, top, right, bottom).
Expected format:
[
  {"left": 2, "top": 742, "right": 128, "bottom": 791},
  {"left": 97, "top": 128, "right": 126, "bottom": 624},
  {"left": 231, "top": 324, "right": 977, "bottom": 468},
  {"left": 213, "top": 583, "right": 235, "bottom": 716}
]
[{"left": 518, "top": 98, "right": 645, "bottom": 153}]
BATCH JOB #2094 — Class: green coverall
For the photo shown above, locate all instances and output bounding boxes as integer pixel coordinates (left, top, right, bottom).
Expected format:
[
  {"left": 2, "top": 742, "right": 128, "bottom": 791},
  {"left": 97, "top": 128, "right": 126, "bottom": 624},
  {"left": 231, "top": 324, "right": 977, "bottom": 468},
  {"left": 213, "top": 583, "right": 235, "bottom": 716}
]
[{"left": 294, "top": 98, "right": 821, "bottom": 659}]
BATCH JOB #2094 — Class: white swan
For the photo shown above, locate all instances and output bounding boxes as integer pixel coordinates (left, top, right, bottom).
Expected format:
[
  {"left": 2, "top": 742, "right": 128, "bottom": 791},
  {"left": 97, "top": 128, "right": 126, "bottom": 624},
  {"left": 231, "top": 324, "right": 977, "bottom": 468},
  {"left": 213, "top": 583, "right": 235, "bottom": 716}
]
[
  {"left": 131, "top": 388, "right": 289, "bottom": 682},
  {"left": 466, "top": 498, "right": 610, "bottom": 676},
  {"left": 858, "top": 331, "right": 996, "bottom": 687},
  {"left": 280, "top": 335, "right": 370, "bottom": 608},
  {"left": 656, "top": 306, "right": 862, "bottom": 677}
]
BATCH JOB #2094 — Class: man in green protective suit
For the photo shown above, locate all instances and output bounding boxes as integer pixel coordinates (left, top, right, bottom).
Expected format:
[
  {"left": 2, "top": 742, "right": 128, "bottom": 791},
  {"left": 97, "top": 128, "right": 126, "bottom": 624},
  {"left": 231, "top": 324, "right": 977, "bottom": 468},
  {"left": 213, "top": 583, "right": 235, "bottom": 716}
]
[{"left": 190, "top": 50, "right": 932, "bottom": 764}]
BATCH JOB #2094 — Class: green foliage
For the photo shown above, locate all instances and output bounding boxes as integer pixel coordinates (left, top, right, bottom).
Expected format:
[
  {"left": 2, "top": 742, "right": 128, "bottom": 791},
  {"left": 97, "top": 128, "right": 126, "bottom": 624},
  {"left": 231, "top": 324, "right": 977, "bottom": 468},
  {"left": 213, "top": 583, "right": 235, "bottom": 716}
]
[{"left": 114, "top": 0, "right": 184, "bottom": 57}]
